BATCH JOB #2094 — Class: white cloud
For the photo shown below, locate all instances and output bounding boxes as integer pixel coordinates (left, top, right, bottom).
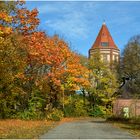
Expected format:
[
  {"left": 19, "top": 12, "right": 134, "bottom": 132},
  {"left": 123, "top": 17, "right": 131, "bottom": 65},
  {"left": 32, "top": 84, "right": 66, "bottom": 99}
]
[
  {"left": 46, "top": 12, "right": 89, "bottom": 39},
  {"left": 36, "top": 1, "right": 140, "bottom": 50},
  {"left": 37, "top": 2, "right": 104, "bottom": 40},
  {"left": 43, "top": 2, "right": 91, "bottom": 39},
  {"left": 37, "top": 3, "right": 59, "bottom": 14},
  {"left": 37, "top": 2, "right": 79, "bottom": 14}
]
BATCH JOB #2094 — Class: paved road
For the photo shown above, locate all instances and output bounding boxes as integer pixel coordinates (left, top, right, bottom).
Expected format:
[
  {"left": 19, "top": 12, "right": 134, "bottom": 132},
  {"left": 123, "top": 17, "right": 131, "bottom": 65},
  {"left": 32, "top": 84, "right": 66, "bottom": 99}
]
[{"left": 40, "top": 118, "right": 135, "bottom": 139}]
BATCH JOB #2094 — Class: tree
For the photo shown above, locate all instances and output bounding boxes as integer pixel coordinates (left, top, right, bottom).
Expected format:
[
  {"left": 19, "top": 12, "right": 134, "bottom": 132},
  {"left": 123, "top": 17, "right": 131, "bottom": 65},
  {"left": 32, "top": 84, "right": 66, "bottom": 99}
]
[
  {"left": 0, "top": 30, "right": 28, "bottom": 118},
  {"left": 77, "top": 54, "right": 90, "bottom": 104},
  {"left": 24, "top": 32, "right": 90, "bottom": 110},
  {"left": 0, "top": 1, "right": 40, "bottom": 118},
  {"left": 121, "top": 35, "right": 140, "bottom": 97},
  {"left": 0, "top": 0, "right": 90, "bottom": 119},
  {"left": 88, "top": 51, "right": 118, "bottom": 116}
]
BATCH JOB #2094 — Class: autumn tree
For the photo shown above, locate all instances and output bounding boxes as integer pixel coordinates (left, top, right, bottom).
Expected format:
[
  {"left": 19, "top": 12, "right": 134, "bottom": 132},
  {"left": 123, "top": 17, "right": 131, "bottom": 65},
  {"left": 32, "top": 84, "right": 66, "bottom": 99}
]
[
  {"left": 0, "top": 1, "right": 40, "bottom": 118},
  {"left": 0, "top": 0, "right": 90, "bottom": 120},
  {"left": 0, "top": 1, "right": 17, "bottom": 118},
  {"left": 24, "top": 32, "right": 90, "bottom": 110}
]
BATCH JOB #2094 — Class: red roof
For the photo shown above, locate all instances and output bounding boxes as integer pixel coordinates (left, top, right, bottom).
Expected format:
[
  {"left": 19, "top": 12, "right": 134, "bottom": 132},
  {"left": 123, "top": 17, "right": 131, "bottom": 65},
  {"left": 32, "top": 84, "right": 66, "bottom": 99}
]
[{"left": 91, "top": 23, "right": 119, "bottom": 50}]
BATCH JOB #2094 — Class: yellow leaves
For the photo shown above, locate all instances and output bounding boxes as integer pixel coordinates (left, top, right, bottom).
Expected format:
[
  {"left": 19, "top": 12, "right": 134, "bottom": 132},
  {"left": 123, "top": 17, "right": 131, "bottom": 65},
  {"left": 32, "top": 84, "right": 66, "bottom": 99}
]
[
  {"left": 15, "top": 72, "right": 25, "bottom": 79},
  {"left": 5, "top": 27, "right": 12, "bottom": 34},
  {"left": 0, "top": 30, "right": 4, "bottom": 35},
  {"left": 11, "top": 87, "right": 26, "bottom": 96},
  {"left": 0, "top": 12, "right": 12, "bottom": 23},
  {"left": 5, "top": 16, "right": 12, "bottom": 23},
  {"left": 0, "top": 36, "right": 4, "bottom": 43},
  {"left": 61, "top": 85, "right": 65, "bottom": 91},
  {"left": 0, "top": 26, "right": 12, "bottom": 35}
]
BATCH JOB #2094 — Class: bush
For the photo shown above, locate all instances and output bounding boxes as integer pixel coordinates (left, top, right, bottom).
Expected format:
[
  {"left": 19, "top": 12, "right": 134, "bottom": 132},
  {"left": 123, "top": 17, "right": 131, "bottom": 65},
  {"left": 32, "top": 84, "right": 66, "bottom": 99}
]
[
  {"left": 107, "top": 115, "right": 140, "bottom": 125},
  {"left": 89, "top": 104, "right": 113, "bottom": 118},
  {"left": 89, "top": 105, "right": 104, "bottom": 117},
  {"left": 129, "top": 116, "right": 140, "bottom": 124},
  {"left": 74, "top": 99, "right": 88, "bottom": 117},
  {"left": 46, "top": 108, "right": 64, "bottom": 121},
  {"left": 14, "top": 110, "right": 44, "bottom": 120},
  {"left": 64, "top": 95, "right": 88, "bottom": 117},
  {"left": 107, "top": 115, "right": 130, "bottom": 122},
  {"left": 16, "top": 110, "right": 35, "bottom": 120},
  {"left": 64, "top": 104, "right": 75, "bottom": 117}
]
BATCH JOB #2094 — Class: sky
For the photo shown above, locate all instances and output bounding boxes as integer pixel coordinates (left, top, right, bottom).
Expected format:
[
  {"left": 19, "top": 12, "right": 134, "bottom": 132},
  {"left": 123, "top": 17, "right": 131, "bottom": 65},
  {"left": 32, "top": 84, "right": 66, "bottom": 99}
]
[{"left": 25, "top": 1, "right": 140, "bottom": 56}]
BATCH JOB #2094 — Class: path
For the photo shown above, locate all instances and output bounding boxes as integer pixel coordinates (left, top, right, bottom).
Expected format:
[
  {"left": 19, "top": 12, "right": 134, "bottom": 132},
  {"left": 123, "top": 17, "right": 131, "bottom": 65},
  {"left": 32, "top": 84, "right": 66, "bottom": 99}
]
[{"left": 40, "top": 118, "right": 135, "bottom": 139}]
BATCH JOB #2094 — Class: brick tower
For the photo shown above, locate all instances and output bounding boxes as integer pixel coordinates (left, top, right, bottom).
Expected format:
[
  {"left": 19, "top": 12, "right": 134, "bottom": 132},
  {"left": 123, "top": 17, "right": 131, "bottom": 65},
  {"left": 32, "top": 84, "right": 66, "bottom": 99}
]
[{"left": 89, "top": 22, "right": 120, "bottom": 64}]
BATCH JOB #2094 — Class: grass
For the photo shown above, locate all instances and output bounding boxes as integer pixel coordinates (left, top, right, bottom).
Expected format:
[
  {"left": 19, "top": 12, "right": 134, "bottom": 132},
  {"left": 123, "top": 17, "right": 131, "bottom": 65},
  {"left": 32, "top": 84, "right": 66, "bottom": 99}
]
[
  {"left": 0, "top": 117, "right": 94, "bottom": 139},
  {"left": 107, "top": 117, "right": 140, "bottom": 138},
  {"left": 0, "top": 119, "right": 57, "bottom": 139},
  {"left": 0, "top": 117, "right": 91, "bottom": 139},
  {"left": 2, "top": 117, "right": 139, "bottom": 139},
  {"left": 110, "top": 122, "right": 140, "bottom": 138}
]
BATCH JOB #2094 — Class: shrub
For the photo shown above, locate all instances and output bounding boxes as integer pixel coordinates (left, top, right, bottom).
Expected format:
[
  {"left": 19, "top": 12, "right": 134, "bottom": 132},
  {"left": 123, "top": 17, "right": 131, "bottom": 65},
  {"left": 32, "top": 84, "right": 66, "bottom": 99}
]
[
  {"left": 16, "top": 110, "right": 35, "bottom": 120},
  {"left": 89, "top": 104, "right": 113, "bottom": 118},
  {"left": 14, "top": 110, "right": 45, "bottom": 120},
  {"left": 13, "top": 91, "right": 46, "bottom": 120},
  {"left": 64, "top": 95, "right": 88, "bottom": 117},
  {"left": 46, "top": 108, "right": 64, "bottom": 121},
  {"left": 129, "top": 116, "right": 140, "bottom": 124},
  {"left": 74, "top": 99, "right": 88, "bottom": 117},
  {"left": 64, "top": 104, "right": 75, "bottom": 117},
  {"left": 89, "top": 105, "right": 104, "bottom": 117},
  {"left": 107, "top": 115, "right": 130, "bottom": 122}
]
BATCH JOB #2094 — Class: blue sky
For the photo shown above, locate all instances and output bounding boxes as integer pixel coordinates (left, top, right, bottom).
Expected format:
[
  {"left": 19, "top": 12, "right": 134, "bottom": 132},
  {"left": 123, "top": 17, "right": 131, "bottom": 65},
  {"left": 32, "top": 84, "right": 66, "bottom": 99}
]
[{"left": 25, "top": 1, "right": 140, "bottom": 56}]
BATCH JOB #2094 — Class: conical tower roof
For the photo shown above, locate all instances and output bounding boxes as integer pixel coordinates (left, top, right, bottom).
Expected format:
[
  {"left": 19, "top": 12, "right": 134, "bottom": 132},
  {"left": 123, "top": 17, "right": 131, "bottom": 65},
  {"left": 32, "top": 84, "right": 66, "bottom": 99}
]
[{"left": 90, "top": 22, "right": 119, "bottom": 50}]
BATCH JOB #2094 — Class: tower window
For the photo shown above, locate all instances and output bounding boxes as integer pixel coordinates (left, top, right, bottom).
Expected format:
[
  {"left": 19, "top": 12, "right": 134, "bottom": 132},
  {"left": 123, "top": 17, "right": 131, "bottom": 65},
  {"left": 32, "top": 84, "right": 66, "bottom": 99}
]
[
  {"left": 103, "top": 54, "right": 108, "bottom": 62},
  {"left": 101, "top": 42, "right": 109, "bottom": 47}
]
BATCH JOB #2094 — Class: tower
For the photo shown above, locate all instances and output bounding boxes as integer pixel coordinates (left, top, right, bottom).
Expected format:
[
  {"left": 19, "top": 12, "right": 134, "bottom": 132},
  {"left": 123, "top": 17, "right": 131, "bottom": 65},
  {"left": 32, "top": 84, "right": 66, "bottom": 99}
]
[{"left": 89, "top": 22, "right": 120, "bottom": 64}]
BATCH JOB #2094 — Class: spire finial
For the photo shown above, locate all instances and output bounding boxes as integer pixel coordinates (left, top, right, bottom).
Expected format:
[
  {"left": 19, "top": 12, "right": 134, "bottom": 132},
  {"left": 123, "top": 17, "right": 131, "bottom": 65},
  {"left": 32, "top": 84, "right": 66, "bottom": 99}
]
[{"left": 103, "top": 20, "right": 106, "bottom": 25}]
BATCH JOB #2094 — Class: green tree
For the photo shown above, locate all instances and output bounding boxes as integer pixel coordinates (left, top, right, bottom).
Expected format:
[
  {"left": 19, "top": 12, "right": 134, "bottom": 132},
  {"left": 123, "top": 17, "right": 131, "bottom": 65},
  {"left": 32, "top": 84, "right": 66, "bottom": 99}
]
[
  {"left": 88, "top": 51, "right": 118, "bottom": 117},
  {"left": 121, "top": 35, "right": 140, "bottom": 97}
]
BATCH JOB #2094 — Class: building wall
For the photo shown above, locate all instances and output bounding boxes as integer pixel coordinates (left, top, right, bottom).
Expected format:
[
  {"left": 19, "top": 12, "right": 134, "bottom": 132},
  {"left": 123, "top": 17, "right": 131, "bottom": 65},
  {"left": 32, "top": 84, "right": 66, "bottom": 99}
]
[
  {"left": 89, "top": 48, "right": 120, "bottom": 63},
  {"left": 113, "top": 99, "right": 140, "bottom": 117}
]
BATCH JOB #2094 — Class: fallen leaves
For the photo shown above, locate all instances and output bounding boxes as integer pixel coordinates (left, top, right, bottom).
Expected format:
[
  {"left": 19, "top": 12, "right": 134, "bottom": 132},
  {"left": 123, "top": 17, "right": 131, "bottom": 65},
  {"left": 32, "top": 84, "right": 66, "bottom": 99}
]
[{"left": 0, "top": 119, "right": 56, "bottom": 139}]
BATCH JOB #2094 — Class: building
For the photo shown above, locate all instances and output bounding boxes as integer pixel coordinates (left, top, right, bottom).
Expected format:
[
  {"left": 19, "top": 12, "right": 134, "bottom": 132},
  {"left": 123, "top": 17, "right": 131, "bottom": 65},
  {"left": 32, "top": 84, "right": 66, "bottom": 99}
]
[
  {"left": 113, "top": 99, "right": 140, "bottom": 117},
  {"left": 88, "top": 22, "right": 140, "bottom": 117},
  {"left": 89, "top": 22, "right": 120, "bottom": 64}
]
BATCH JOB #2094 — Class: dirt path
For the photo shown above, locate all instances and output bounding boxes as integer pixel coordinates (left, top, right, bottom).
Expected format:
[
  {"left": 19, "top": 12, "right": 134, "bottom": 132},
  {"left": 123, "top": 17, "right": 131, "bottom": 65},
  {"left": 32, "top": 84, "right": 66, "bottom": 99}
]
[{"left": 40, "top": 118, "right": 135, "bottom": 139}]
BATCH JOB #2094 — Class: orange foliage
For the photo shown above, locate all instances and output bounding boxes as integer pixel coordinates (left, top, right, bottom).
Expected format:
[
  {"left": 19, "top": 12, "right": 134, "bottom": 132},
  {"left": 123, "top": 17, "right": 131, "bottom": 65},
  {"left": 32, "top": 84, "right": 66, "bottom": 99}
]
[
  {"left": 0, "top": 11, "right": 13, "bottom": 35},
  {"left": 0, "top": 1, "right": 90, "bottom": 116},
  {"left": 0, "top": 1, "right": 89, "bottom": 93},
  {"left": 14, "top": 8, "right": 39, "bottom": 34},
  {"left": 0, "top": 12, "right": 12, "bottom": 22},
  {"left": 23, "top": 31, "right": 90, "bottom": 92}
]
